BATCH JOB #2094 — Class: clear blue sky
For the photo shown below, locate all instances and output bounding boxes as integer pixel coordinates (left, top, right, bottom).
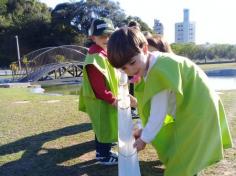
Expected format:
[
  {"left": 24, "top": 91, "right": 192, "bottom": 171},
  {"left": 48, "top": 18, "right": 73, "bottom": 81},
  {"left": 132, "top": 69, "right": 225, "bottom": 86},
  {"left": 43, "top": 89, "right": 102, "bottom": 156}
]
[{"left": 39, "top": 0, "right": 236, "bottom": 44}]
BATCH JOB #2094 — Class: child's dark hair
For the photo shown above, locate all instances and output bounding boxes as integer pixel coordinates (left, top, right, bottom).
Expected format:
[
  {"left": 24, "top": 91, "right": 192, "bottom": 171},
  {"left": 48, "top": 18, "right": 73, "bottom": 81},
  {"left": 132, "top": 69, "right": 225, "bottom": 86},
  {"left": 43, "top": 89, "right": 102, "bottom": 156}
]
[
  {"left": 146, "top": 34, "right": 173, "bottom": 53},
  {"left": 107, "top": 27, "right": 147, "bottom": 68}
]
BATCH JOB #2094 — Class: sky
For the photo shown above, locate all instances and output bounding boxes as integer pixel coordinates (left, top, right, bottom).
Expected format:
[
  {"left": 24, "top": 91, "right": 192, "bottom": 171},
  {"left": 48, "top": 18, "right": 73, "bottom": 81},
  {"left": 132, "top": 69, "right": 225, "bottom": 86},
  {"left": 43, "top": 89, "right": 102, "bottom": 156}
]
[{"left": 39, "top": 0, "right": 236, "bottom": 44}]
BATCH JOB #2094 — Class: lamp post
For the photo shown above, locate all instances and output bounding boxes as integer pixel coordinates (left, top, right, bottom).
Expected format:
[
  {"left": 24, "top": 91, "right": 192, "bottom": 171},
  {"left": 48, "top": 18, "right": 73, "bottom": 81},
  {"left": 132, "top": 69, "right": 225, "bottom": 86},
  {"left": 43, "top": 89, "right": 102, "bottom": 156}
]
[{"left": 15, "top": 35, "right": 21, "bottom": 70}]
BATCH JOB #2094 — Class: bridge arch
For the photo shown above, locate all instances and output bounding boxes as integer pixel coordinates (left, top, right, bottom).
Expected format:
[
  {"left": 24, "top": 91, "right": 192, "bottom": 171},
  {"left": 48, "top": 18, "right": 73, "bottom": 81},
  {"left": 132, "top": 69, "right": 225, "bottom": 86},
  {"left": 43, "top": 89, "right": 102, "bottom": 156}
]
[{"left": 14, "top": 45, "right": 88, "bottom": 82}]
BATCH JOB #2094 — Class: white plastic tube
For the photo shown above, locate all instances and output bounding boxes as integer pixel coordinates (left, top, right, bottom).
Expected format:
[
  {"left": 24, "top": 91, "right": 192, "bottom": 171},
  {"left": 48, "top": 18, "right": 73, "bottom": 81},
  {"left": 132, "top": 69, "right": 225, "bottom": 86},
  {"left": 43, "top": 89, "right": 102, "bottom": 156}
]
[{"left": 118, "top": 72, "right": 141, "bottom": 176}]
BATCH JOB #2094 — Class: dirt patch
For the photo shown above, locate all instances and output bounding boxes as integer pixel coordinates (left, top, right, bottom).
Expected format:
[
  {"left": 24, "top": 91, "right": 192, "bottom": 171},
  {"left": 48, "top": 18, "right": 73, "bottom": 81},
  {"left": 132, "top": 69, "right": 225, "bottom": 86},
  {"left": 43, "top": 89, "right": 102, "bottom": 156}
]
[
  {"left": 79, "top": 151, "right": 95, "bottom": 162},
  {"left": 13, "top": 100, "right": 30, "bottom": 104},
  {"left": 41, "top": 100, "right": 61, "bottom": 103}
]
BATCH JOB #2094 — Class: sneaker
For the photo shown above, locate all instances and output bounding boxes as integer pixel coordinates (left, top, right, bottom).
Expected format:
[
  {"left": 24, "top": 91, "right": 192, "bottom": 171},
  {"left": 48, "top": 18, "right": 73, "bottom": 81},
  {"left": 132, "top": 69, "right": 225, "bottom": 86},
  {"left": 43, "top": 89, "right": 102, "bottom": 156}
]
[
  {"left": 96, "top": 152, "right": 105, "bottom": 160},
  {"left": 98, "top": 155, "right": 118, "bottom": 165},
  {"left": 111, "top": 142, "right": 118, "bottom": 147},
  {"left": 131, "top": 109, "right": 139, "bottom": 119},
  {"left": 96, "top": 151, "right": 118, "bottom": 160},
  {"left": 109, "top": 151, "right": 118, "bottom": 157}
]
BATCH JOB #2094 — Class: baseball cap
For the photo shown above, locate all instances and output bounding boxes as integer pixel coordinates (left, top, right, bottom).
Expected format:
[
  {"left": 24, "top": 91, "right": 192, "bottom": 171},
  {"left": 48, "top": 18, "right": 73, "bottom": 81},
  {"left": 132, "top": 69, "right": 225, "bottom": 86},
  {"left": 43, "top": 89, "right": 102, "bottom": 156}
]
[{"left": 89, "top": 18, "right": 115, "bottom": 36}]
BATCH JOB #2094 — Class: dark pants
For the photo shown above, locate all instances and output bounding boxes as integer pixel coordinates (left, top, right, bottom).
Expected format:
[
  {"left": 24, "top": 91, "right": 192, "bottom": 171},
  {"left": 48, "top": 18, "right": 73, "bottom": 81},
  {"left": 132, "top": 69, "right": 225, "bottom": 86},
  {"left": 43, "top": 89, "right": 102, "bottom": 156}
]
[
  {"left": 128, "top": 77, "right": 135, "bottom": 111},
  {"left": 95, "top": 135, "right": 112, "bottom": 157},
  {"left": 129, "top": 82, "right": 134, "bottom": 95}
]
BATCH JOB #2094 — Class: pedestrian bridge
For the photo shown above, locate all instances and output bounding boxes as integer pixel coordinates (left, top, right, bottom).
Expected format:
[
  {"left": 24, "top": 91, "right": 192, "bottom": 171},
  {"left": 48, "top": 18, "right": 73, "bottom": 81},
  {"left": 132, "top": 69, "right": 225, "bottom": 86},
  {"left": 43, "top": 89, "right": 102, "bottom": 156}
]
[
  {"left": 12, "top": 45, "right": 88, "bottom": 82},
  {"left": 19, "top": 62, "right": 83, "bottom": 82}
]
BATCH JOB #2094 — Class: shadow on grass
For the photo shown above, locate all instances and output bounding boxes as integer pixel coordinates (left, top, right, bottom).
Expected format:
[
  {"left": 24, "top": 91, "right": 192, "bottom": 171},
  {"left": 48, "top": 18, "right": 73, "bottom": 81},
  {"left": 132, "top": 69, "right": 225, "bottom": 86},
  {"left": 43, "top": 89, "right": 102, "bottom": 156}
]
[
  {"left": 0, "top": 123, "right": 165, "bottom": 176},
  {"left": 0, "top": 123, "right": 109, "bottom": 176},
  {"left": 140, "top": 160, "right": 164, "bottom": 176},
  {"left": 70, "top": 160, "right": 164, "bottom": 176}
]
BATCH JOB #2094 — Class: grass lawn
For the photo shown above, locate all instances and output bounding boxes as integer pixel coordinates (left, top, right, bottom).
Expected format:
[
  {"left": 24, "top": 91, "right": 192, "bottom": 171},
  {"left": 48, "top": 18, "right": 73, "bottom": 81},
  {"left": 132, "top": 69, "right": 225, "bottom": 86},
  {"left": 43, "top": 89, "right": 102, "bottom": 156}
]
[
  {"left": 199, "top": 62, "right": 236, "bottom": 71},
  {"left": 0, "top": 63, "right": 235, "bottom": 176}
]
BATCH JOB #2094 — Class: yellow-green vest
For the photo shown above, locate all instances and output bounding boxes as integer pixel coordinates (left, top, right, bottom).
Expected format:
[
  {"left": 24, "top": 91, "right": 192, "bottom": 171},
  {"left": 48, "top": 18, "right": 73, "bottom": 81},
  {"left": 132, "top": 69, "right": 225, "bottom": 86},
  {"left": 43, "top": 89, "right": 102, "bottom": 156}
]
[
  {"left": 79, "top": 53, "right": 118, "bottom": 143},
  {"left": 135, "top": 53, "right": 233, "bottom": 176}
]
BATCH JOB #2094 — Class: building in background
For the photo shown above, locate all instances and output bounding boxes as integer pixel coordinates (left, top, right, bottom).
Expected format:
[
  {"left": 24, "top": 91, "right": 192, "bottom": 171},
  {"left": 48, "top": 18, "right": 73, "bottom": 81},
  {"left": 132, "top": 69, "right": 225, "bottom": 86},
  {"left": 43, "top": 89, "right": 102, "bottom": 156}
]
[
  {"left": 153, "top": 19, "right": 164, "bottom": 35},
  {"left": 175, "top": 9, "right": 196, "bottom": 43}
]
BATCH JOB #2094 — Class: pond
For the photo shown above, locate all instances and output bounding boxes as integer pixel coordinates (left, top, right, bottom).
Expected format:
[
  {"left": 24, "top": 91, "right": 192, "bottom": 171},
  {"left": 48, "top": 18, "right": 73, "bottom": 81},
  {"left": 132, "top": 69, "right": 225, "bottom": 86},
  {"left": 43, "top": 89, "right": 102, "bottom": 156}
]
[
  {"left": 1, "top": 69, "right": 236, "bottom": 94},
  {"left": 43, "top": 69, "right": 236, "bottom": 94},
  {"left": 0, "top": 77, "right": 12, "bottom": 84},
  {"left": 206, "top": 69, "right": 236, "bottom": 91}
]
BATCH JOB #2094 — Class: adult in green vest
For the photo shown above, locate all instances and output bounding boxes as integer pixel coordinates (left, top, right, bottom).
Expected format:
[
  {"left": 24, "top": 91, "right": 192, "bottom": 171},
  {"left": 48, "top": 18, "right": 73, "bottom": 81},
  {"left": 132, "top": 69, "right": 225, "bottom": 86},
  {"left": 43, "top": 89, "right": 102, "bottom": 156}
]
[
  {"left": 107, "top": 27, "right": 233, "bottom": 176},
  {"left": 79, "top": 17, "right": 119, "bottom": 165}
]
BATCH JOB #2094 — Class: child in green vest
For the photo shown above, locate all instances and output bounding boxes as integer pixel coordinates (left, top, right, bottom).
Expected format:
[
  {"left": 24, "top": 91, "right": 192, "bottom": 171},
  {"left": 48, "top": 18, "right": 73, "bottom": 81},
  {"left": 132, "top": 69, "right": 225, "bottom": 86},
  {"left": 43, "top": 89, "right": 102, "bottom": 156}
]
[
  {"left": 107, "top": 27, "right": 233, "bottom": 175},
  {"left": 79, "top": 17, "right": 119, "bottom": 165}
]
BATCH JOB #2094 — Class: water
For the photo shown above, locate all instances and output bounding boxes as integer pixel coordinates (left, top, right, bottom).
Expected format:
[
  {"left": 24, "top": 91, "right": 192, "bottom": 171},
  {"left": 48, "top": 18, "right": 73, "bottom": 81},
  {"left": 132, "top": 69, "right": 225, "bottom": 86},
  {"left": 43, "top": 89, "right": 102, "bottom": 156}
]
[
  {"left": 206, "top": 69, "right": 236, "bottom": 91},
  {"left": 39, "top": 69, "right": 236, "bottom": 93},
  {"left": 1, "top": 69, "right": 236, "bottom": 92},
  {"left": 208, "top": 76, "right": 236, "bottom": 91},
  {"left": 0, "top": 77, "right": 12, "bottom": 83},
  {"left": 206, "top": 69, "right": 236, "bottom": 77}
]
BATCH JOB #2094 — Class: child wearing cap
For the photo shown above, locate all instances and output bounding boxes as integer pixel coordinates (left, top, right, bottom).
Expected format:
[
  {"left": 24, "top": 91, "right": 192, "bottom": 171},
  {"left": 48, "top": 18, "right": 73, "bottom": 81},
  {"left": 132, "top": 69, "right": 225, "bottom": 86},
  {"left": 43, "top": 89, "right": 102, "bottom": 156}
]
[
  {"left": 79, "top": 17, "right": 118, "bottom": 165},
  {"left": 107, "top": 27, "right": 233, "bottom": 175}
]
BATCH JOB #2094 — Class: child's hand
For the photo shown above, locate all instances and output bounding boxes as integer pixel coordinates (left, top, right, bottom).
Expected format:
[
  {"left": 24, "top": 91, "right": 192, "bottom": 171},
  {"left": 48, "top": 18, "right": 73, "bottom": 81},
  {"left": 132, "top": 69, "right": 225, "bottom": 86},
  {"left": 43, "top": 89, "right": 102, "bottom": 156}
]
[
  {"left": 133, "top": 138, "right": 146, "bottom": 152},
  {"left": 111, "top": 99, "right": 118, "bottom": 107},
  {"left": 133, "top": 128, "right": 142, "bottom": 140},
  {"left": 129, "top": 94, "right": 137, "bottom": 108}
]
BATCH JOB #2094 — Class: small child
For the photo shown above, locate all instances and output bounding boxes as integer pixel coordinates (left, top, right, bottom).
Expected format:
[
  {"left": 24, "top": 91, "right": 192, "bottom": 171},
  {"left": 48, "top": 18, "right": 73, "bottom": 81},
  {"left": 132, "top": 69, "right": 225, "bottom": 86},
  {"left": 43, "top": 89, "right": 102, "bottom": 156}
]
[
  {"left": 107, "top": 27, "right": 233, "bottom": 175},
  {"left": 79, "top": 17, "right": 118, "bottom": 165}
]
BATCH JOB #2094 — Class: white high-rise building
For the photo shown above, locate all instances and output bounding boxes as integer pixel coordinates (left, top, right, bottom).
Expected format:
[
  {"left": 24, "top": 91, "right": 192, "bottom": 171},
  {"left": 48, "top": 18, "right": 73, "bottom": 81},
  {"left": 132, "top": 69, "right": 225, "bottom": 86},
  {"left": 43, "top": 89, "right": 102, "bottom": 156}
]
[
  {"left": 175, "top": 9, "right": 196, "bottom": 43},
  {"left": 153, "top": 19, "right": 163, "bottom": 35}
]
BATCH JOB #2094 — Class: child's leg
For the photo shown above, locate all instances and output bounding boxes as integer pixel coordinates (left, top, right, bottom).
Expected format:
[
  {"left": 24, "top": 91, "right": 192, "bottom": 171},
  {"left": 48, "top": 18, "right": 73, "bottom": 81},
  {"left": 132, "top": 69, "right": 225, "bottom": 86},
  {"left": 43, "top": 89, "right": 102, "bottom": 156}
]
[
  {"left": 95, "top": 135, "right": 112, "bottom": 158},
  {"left": 95, "top": 135, "right": 118, "bottom": 165}
]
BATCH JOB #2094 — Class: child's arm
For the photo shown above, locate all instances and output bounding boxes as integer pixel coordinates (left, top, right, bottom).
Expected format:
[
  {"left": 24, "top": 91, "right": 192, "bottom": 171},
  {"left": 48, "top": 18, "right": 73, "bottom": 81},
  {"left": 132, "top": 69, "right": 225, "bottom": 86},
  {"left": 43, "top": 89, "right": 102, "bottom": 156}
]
[
  {"left": 133, "top": 137, "right": 146, "bottom": 151},
  {"left": 133, "top": 90, "right": 168, "bottom": 151},
  {"left": 86, "top": 64, "right": 117, "bottom": 105},
  {"left": 141, "top": 90, "right": 168, "bottom": 143},
  {"left": 129, "top": 94, "right": 138, "bottom": 108}
]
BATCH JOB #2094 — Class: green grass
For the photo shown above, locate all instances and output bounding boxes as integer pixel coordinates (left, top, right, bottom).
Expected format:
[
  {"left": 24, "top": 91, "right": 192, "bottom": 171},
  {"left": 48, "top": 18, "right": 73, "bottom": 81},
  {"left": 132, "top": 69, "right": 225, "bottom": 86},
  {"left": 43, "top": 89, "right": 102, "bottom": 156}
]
[
  {"left": 0, "top": 63, "right": 235, "bottom": 175},
  {"left": 198, "top": 62, "right": 236, "bottom": 71},
  {"left": 0, "top": 88, "right": 96, "bottom": 176}
]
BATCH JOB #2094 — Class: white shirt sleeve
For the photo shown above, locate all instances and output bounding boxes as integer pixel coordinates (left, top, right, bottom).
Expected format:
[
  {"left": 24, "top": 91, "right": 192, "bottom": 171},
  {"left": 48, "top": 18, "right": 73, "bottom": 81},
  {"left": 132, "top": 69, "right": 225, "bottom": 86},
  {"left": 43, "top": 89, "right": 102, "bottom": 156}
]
[{"left": 140, "top": 90, "right": 168, "bottom": 143}]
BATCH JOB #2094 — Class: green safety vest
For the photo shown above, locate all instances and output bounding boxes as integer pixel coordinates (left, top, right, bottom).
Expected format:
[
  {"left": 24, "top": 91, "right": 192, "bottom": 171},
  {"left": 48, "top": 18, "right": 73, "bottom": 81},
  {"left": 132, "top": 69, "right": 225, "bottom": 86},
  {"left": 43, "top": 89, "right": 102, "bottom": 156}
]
[
  {"left": 79, "top": 53, "right": 118, "bottom": 143},
  {"left": 135, "top": 53, "right": 233, "bottom": 176}
]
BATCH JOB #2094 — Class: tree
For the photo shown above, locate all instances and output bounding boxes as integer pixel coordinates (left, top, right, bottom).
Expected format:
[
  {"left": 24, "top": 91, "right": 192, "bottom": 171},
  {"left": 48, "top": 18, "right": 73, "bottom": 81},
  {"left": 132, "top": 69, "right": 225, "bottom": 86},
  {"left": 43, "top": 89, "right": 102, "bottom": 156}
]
[
  {"left": 0, "top": 0, "right": 52, "bottom": 67},
  {"left": 52, "top": 0, "right": 127, "bottom": 35},
  {"left": 22, "top": 56, "right": 29, "bottom": 76},
  {"left": 55, "top": 55, "right": 65, "bottom": 63},
  {"left": 0, "top": 0, "right": 7, "bottom": 15},
  {"left": 126, "top": 16, "right": 154, "bottom": 32}
]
